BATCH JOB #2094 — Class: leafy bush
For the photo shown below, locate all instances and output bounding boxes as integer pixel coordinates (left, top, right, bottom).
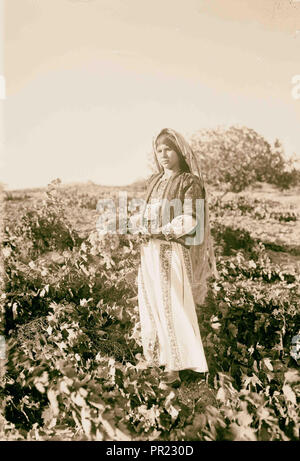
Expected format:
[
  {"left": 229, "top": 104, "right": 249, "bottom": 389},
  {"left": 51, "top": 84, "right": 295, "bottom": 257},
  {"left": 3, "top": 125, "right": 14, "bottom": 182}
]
[
  {"left": 264, "top": 140, "right": 300, "bottom": 191},
  {"left": 190, "top": 127, "right": 300, "bottom": 193}
]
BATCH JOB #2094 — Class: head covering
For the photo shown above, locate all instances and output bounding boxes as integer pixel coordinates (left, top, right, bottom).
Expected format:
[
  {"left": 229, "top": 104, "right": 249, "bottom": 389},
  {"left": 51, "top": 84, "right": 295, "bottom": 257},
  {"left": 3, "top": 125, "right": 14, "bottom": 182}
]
[
  {"left": 152, "top": 127, "right": 219, "bottom": 305},
  {"left": 156, "top": 133, "right": 190, "bottom": 172},
  {"left": 156, "top": 133, "right": 179, "bottom": 151}
]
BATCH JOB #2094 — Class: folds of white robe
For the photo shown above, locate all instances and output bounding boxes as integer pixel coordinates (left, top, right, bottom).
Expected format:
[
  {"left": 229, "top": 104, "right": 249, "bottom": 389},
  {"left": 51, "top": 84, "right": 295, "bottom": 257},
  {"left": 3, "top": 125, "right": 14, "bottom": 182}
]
[{"left": 137, "top": 238, "right": 208, "bottom": 373}]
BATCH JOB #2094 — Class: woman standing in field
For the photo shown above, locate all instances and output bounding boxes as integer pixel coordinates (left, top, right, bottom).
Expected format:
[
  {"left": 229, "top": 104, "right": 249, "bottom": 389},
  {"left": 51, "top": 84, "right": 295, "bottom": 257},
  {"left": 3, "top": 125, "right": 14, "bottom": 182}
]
[{"left": 129, "top": 128, "right": 218, "bottom": 385}]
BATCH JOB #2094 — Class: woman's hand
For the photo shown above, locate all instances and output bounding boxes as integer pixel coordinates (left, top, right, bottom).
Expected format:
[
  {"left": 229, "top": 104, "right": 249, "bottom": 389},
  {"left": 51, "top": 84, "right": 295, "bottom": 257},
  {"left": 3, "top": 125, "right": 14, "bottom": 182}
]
[{"left": 128, "top": 213, "right": 147, "bottom": 235}]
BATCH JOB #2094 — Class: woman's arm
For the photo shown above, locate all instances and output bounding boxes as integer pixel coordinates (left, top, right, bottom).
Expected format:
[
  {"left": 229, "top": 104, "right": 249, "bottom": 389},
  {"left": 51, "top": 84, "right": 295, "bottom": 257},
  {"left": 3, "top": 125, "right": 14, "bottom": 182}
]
[
  {"left": 160, "top": 175, "right": 205, "bottom": 242},
  {"left": 161, "top": 215, "right": 197, "bottom": 239}
]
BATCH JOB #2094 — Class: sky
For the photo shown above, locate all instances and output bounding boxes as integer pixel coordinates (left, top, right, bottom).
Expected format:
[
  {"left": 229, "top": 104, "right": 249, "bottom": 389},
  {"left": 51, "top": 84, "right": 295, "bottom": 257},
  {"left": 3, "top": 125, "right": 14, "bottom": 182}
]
[{"left": 1, "top": 0, "right": 300, "bottom": 190}]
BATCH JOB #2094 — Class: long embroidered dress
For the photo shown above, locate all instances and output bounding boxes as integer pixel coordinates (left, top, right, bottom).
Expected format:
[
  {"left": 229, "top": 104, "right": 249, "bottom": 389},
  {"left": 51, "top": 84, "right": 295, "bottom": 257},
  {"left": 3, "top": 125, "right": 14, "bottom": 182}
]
[{"left": 136, "top": 172, "right": 209, "bottom": 373}]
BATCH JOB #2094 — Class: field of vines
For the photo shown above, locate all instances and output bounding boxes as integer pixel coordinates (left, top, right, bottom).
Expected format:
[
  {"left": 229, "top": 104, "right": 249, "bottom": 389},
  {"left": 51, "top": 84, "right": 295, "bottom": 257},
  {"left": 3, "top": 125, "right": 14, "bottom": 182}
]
[{"left": 0, "top": 178, "right": 299, "bottom": 441}]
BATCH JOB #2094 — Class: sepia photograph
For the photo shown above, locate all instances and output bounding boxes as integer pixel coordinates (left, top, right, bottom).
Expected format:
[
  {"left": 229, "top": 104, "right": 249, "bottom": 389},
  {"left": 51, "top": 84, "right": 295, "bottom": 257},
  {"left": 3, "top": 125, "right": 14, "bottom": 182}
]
[{"left": 0, "top": 0, "right": 299, "bottom": 444}]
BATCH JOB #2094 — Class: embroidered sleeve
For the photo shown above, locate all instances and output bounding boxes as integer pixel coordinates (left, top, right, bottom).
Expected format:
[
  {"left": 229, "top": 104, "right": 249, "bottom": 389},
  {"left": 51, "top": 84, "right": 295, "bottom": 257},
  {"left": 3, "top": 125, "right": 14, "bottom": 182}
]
[{"left": 182, "top": 174, "right": 205, "bottom": 220}]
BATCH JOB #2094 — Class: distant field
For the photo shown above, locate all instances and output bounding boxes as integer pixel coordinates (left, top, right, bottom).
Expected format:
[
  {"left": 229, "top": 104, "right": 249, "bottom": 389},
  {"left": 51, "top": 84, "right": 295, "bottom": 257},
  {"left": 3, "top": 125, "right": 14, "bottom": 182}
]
[{"left": 4, "top": 180, "right": 300, "bottom": 257}]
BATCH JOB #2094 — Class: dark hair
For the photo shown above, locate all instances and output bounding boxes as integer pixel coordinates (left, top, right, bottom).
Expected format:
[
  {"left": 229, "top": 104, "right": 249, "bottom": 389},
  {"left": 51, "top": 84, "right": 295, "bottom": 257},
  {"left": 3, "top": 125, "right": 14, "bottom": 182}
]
[{"left": 178, "top": 155, "right": 190, "bottom": 172}]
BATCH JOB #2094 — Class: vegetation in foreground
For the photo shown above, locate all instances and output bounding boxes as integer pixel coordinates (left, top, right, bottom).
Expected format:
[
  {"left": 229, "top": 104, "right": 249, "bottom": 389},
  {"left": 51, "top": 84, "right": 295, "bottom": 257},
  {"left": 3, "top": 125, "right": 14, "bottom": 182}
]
[{"left": 1, "top": 175, "right": 299, "bottom": 441}]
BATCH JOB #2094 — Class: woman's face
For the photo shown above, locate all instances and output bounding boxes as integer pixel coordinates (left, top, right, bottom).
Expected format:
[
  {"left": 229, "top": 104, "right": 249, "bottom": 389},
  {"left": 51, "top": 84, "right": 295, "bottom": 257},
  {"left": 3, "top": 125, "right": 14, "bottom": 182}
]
[{"left": 156, "top": 141, "right": 181, "bottom": 172}]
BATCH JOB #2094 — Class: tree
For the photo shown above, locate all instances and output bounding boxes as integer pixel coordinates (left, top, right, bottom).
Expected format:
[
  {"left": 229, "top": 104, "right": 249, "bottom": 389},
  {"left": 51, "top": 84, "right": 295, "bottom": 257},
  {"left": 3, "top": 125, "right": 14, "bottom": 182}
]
[
  {"left": 265, "top": 140, "right": 300, "bottom": 191},
  {"left": 190, "top": 125, "right": 273, "bottom": 195}
]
